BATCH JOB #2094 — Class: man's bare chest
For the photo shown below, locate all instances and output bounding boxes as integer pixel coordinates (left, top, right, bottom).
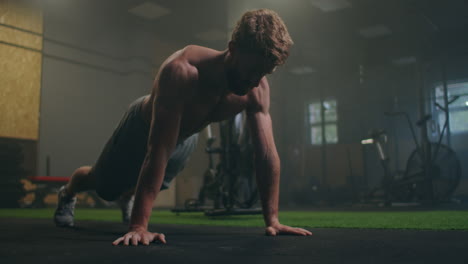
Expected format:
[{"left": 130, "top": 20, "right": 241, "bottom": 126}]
[{"left": 179, "top": 93, "right": 249, "bottom": 137}]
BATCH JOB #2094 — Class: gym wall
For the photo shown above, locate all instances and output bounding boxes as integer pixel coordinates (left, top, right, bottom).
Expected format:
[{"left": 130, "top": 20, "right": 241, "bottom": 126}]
[{"left": 0, "top": 1, "right": 42, "bottom": 201}]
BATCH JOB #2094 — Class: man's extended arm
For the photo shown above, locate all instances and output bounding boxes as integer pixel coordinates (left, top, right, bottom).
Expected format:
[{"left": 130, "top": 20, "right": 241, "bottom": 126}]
[
  {"left": 113, "top": 62, "right": 196, "bottom": 246},
  {"left": 129, "top": 72, "right": 184, "bottom": 232},
  {"left": 247, "top": 108, "right": 280, "bottom": 226},
  {"left": 247, "top": 79, "right": 312, "bottom": 236}
]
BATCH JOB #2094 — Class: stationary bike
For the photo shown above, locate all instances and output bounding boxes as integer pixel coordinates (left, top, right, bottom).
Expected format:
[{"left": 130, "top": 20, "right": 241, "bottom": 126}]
[{"left": 361, "top": 96, "right": 461, "bottom": 205}]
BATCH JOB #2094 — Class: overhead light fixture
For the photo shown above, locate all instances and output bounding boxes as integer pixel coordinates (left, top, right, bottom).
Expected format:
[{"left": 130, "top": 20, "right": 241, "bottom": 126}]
[
  {"left": 310, "top": 0, "right": 351, "bottom": 12},
  {"left": 290, "top": 66, "right": 316, "bottom": 75},
  {"left": 392, "top": 56, "right": 417, "bottom": 65},
  {"left": 358, "top": 25, "right": 392, "bottom": 38},
  {"left": 195, "top": 30, "right": 227, "bottom": 42},
  {"left": 128, "top": 2, "right": 171, "bottom": 20}
]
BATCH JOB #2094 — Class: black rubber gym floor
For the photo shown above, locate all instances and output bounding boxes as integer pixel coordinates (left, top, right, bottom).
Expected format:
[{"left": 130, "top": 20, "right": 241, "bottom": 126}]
[{"left": 1, "top": 218, "right": 467, "bottom": 264}]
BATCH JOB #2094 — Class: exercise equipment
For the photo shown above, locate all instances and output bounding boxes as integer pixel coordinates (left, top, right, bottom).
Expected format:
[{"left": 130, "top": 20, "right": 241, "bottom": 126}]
[
  {"left": 172, "top": 111, "right": 261, "bottom": 216},
  {"left": 361, "top": 96, "right": 461, "bottom": 205}
]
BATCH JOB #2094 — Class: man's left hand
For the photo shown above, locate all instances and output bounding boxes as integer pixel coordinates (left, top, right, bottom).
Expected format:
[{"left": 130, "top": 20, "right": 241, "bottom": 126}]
[{"left": 265, "top": 223, "right": 313, "bottom": 236}]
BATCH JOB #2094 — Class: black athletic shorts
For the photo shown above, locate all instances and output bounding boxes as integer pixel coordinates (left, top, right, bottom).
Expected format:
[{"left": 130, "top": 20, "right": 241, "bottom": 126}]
[{"left": 91, "top": 95, "right": 199, "bottom": 201}]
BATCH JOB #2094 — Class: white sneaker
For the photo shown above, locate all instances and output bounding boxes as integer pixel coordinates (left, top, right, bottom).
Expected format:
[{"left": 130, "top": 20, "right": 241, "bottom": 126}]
[
  {"left": 54, "top": 186, "right": 76, "bottom": 227},
  {"left": 118, "top": 194, "right": 134, "bottom": 225}
]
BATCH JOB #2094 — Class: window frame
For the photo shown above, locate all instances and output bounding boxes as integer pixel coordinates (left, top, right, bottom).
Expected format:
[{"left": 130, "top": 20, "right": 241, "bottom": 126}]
[
  {"left": 306, "top": 98, "right": 339, "bottom": 145},
  {"left": 432, "top": 79, "right": 468, "bottom": 135}
]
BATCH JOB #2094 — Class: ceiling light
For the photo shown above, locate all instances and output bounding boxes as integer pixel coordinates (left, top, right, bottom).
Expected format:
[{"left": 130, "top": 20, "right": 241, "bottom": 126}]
[
  {"left": 358, "top": 25, "right": 392, "bottom": 38},
  {"left": 310, "top": 0, "right": 351, "bottom": 12},
  {"left": 128, "top": 2, "right": 171, "bottom": 20}
]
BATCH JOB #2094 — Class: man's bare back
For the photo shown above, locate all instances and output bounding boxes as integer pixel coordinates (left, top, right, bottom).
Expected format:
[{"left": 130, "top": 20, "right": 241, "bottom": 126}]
[{"left": 140, "top": 45, "right": 260, "bottom": 141}]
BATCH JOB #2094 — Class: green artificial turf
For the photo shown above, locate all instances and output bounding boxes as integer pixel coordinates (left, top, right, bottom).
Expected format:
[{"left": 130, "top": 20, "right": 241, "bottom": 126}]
[{"left": 0, "top": 209, "right": 467, "bottom": 230}]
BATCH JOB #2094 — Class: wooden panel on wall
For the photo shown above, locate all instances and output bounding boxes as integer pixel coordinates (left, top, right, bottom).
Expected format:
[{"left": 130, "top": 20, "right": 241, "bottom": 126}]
[
  {"left": 0, "top": 43, "right": 42, "bottom": 139},
  {"left": 0, "top": 25, "right": 42, "bottom": 50},
  {"left": 0, "top": 1, "right": 42, "bottom": 140},
  {"left": 0, "top": 1, "right": 43, "bottom": 34}
]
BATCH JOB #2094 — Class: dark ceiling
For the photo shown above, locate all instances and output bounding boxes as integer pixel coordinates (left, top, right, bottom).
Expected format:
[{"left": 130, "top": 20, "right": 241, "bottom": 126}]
[
  {"left": 40, "top": 0, "right": 468, "bottom": 70},
  {"left": 129, "top": 0, "right": 468, "bottom": 69}
]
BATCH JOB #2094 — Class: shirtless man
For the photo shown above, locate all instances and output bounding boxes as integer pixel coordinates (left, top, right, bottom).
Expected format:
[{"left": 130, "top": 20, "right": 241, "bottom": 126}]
[{"left": 54, "top": 9, "right": 312, "bottom": 246}]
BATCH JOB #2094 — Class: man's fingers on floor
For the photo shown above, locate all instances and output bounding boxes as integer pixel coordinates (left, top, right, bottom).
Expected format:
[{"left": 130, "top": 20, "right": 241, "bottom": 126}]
[
  {"left": 124, "top": 235, "right": 131, "bottom": 246},
  {"left": 293, "top": 228, "right": 309, "bottom": 235},
  {"left": 131, "top": 235, "right": 139, "bottom": 246},
  {"left": 265, "top": 227, "right": 277, "bottom": 236},
  {"left": 289, "top": 230, "right": 305, "bottom": 235},
  {"left": 293, "top": 227, "right": 309, "bottom": 234},
  {"left": 156, "top": 233, "right": 167, "bottom": 243},
  {"left": 283, "top": 227, "right": 308, "bottom": 236},
  {"left": 112, "top": 237, "right": 124, "bottom": 245},
  {"left": 284, "top": 226, "right": 299, "bottom": 233},
  {"left": 142, "top": 237, "right": 150, "bottom": 245}
]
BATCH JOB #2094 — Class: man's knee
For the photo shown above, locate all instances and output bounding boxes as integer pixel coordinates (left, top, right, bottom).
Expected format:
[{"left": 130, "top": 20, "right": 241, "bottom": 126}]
[
  {"left": 76, "top": 166, "right": 92, "bottom": 173},
  {"left": 71, "top": 166, "right": 93, "bottom": 180},
  {"left": 67, "top": 166, "right": 96, "bottom": 194}
]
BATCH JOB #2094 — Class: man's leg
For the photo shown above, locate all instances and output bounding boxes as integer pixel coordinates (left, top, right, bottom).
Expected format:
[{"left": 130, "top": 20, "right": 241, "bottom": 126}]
[
  {"left": 64, "top": 166, "right": 96, "bottom": 196},
  {"left": 54, "top": 166, "right": 96, "bottom": 227}
]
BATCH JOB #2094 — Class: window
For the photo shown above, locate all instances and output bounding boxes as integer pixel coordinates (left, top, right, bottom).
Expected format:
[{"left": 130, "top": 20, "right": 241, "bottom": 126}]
[
  {"left": 307, "top": 99, "right": 338, "bottom": 145},
  {"left": 434, "top": 81, "right": 468, "bottom": 134}
]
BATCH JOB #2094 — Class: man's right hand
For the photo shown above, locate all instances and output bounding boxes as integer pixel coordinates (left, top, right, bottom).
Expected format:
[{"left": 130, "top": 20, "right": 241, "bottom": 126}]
[{"left": 112, "top": 228, "right": 166, "bottom": 246}]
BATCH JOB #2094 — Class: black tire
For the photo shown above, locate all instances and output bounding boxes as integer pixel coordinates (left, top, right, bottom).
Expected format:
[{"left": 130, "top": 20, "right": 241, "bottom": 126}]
[{"left": 404, "top": 143, "right": 461, "bottom": 202}]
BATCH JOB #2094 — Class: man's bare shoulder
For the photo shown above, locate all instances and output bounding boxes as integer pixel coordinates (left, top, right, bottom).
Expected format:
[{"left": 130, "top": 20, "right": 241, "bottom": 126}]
[
  {"left": 184, "top": 44, "right": 219, "bottom": 56},
  {"left": 158, "top": 57, "right": 199, "bottom": 94}
]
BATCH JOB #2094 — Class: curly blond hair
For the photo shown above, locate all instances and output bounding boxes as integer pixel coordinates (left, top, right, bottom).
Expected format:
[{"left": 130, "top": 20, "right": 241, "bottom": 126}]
[{"left": 231, "top": 9, "right": 293, "bottom": 66}]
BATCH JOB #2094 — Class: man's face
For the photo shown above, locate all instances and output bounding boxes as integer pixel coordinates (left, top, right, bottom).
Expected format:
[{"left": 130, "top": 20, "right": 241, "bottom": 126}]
[{"left": 226, "top": 49, "right": 276, "bottom": 96}]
